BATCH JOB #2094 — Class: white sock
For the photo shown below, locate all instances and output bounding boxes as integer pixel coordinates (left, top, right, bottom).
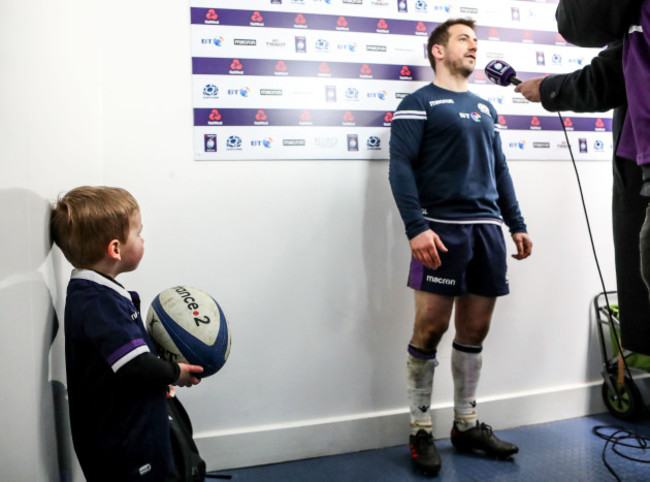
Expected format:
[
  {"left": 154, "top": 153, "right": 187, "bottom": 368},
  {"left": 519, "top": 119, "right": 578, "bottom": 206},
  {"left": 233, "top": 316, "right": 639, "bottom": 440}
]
[
  {"left": 407, "top": 347, "right": 438, "bottom": 435},
  {"left": 451, "top": 341, "right": 482, "bottom": 431}
]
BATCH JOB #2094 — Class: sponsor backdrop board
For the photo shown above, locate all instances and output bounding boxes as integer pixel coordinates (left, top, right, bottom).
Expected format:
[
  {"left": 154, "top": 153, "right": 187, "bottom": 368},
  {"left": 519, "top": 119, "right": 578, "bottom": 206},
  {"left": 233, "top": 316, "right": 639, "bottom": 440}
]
[{"left": 191, "top": 0, "right": 611, "bottom": 161}]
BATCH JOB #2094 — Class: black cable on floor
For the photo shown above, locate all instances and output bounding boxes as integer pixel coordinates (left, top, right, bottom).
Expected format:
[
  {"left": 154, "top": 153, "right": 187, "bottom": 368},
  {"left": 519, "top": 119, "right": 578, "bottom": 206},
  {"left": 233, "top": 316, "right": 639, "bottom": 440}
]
[{"left": 592, "top": 425, "right": 650, "bottom": 481}]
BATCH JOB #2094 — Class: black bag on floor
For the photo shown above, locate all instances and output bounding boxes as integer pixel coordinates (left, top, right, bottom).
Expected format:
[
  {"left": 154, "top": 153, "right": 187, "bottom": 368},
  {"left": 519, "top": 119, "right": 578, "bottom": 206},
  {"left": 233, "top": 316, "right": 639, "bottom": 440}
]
[{"left": 167, "top": 392, "right": 207, "bottom": 481}]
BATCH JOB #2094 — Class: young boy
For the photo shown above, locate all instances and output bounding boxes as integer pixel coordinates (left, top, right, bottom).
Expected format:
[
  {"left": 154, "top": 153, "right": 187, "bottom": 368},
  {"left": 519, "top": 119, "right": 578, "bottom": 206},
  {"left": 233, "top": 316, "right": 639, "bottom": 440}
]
[{"left": 51, "top": 186, "right": 203, "bottom": 481}]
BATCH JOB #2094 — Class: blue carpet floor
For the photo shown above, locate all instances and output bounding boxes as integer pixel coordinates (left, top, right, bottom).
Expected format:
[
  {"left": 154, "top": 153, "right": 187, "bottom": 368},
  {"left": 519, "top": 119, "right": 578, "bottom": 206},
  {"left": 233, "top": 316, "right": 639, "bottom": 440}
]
[{"left": 207, "top": 411, "right": 650, "bottom": 481}]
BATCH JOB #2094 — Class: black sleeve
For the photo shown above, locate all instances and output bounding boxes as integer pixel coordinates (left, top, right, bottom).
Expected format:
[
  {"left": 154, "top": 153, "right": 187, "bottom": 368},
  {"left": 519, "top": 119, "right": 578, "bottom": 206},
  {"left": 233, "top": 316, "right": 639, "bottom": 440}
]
[
  {"left": 116, "top": 352, "right": 180, "bottom": 388},
  {"left": 539, "top": 41, "right": 626, "bottom": 113},
  {"left": 556, "top": 0, "right": 643, "bottom": 47}
]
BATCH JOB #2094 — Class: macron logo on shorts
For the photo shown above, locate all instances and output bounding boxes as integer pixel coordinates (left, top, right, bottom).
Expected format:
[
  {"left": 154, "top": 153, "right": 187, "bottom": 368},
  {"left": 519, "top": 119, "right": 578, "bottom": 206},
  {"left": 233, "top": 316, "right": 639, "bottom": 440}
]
[{"left": 426, "top": 275, "right": 456, "bottom": 286}]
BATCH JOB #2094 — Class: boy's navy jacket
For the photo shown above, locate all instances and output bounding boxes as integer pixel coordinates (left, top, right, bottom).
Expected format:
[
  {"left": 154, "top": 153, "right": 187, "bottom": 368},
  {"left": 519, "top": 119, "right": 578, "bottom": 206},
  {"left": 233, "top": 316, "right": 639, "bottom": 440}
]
[{"left": 65, "top": 269, "right": 174, "bottom": 481}]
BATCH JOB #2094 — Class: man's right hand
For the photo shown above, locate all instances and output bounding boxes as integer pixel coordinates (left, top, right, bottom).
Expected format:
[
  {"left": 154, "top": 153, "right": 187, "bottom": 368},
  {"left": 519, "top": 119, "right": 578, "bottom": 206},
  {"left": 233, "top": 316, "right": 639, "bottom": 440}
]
[{"left": 409, "top": 229, "right": 448, "bottom": 270}]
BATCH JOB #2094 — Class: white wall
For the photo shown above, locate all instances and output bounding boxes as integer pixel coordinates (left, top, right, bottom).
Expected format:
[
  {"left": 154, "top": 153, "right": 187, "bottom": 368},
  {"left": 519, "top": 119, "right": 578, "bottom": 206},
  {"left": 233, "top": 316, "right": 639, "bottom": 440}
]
[{"left": 0, "top": 1, "right": 630, "bottom": 480}]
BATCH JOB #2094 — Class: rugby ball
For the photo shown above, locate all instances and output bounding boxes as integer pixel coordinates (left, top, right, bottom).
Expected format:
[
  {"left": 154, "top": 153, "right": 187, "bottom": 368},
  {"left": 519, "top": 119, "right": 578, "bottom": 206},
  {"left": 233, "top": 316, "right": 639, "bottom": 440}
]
[{"left": 146, "top": 286, "right": 231, "bottom": 377}]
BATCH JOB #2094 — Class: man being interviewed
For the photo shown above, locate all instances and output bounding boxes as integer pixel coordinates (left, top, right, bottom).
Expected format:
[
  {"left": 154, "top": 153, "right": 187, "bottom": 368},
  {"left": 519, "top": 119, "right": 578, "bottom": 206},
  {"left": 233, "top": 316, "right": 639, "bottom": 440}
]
[{"left": 389, "top": 18, "right": 533, "bottom": 476}]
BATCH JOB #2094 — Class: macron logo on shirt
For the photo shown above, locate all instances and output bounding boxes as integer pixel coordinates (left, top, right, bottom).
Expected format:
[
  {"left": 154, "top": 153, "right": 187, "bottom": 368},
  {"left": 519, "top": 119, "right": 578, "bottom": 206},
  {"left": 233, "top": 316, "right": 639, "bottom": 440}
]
[{"left": 429, "top": 99, "right": 454, "bottom": 106}]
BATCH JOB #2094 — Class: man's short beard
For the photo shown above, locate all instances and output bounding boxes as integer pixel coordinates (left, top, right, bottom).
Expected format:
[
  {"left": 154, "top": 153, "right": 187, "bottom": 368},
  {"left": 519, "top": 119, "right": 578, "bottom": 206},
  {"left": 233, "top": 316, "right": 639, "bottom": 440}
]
[{"left": 444, "top": 58, "right": 473, "bottom": 78}]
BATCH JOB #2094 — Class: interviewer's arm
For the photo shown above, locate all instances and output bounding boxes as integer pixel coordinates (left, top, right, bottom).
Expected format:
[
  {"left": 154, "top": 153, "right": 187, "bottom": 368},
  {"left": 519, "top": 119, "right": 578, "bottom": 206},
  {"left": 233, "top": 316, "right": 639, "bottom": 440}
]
[{"left": 539, "top": 42, "right": 626, "bottom": 113}]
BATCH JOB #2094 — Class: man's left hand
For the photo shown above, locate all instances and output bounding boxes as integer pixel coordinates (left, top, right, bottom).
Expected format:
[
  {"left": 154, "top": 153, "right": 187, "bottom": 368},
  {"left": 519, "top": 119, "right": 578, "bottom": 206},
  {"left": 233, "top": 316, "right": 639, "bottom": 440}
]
[{"left": 511, "top": 232, "right": 533, "bottom": 260}]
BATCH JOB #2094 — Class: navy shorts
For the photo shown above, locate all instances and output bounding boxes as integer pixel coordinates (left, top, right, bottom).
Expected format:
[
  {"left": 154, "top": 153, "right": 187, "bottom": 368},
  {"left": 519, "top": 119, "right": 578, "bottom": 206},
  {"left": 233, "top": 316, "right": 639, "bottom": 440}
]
[{"left": 407, "top": 221, "right": 509, "bottom": 297}]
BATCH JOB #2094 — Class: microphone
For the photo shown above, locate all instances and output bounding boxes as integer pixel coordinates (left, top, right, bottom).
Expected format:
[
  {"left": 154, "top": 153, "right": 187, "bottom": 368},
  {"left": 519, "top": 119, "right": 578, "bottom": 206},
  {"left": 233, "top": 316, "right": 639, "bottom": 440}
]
[{"left": 485, "top": 60, "right": 522, "bottom": 86}]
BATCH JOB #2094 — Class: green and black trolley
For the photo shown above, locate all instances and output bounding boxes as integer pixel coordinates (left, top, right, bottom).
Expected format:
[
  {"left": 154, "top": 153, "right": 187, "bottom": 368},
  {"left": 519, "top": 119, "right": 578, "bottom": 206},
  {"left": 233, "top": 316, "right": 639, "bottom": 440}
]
[{"left": 593, "top": 291, "right": 650, "bottom": 420}]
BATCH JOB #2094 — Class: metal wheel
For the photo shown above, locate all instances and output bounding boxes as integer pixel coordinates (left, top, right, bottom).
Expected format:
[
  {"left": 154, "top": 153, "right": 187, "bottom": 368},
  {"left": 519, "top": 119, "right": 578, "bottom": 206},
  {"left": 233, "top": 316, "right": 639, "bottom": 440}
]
[{"left": 601, "top": 376, "right": 643, "bottom": 420}]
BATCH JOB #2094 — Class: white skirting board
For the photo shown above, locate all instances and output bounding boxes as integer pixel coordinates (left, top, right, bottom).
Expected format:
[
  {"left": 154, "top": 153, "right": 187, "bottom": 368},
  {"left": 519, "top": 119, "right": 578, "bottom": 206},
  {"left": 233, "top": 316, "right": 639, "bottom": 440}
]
[{"left": 195, "top": 378, "right": 649, "bottom": 472}]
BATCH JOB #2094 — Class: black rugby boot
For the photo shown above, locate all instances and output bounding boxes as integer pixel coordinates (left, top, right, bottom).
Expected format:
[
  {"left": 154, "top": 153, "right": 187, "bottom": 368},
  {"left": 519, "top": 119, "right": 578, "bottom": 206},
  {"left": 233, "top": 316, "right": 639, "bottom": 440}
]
[
  {"left": 450, "top": 421, "right": 518, "bottom": 459},
  {"left": 409, "top": 429, "right": 441, "bottom": 476}
]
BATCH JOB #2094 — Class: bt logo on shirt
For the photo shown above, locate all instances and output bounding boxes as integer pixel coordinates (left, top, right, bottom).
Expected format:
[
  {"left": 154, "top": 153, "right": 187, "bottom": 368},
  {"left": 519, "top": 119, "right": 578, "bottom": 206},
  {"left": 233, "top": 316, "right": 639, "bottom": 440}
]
[{"left": 459, "top": 112, "right": 482, "bottom": 122}]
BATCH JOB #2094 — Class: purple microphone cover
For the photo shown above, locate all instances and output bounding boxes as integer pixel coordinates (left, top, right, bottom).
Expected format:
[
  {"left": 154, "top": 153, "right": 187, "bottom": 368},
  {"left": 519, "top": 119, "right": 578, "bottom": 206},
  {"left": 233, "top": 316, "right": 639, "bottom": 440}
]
[{"left": 485, "top": 60, "right": 517, "bottom": 86}]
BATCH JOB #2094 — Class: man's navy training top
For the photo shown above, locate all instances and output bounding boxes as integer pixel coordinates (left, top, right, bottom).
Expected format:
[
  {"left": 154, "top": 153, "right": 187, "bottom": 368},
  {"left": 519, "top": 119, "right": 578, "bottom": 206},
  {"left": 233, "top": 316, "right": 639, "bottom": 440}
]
[{"left": 389, "top": 82, "right": 527, "bottom": 240}]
